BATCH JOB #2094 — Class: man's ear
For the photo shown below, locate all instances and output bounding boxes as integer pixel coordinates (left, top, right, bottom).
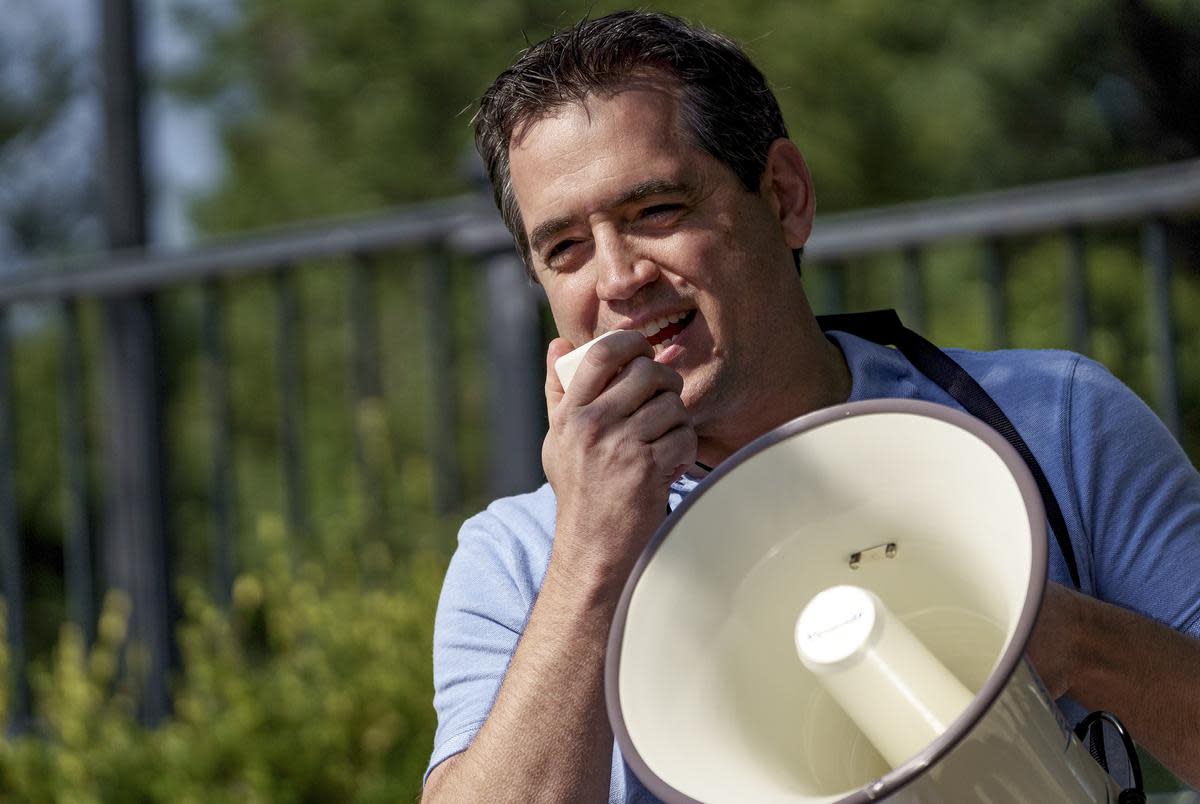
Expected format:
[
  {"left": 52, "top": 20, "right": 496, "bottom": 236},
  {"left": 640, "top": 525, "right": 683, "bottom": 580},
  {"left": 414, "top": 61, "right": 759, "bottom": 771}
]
[{"left": 761, "top": 139, "right": 815, "bottom": 248}]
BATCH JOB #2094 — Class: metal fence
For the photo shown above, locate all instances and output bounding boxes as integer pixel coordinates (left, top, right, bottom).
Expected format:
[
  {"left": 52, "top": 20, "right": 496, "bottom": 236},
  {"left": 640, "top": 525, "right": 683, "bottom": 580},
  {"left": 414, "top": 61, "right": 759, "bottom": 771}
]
[{"left": 2, "top": 158, "right": 1199, "bottom": 734}]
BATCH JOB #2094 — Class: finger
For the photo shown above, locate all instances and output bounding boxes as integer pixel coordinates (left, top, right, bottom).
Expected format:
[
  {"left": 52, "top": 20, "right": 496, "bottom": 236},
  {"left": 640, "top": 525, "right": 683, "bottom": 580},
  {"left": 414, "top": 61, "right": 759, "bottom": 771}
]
[
  {"left": 648, "top": 423, "right": 698, "bottom": 481},
  {"left": 626, "top": 389, "right": 690, "bottom": 443},
  {"left": 545, "top": 338, "right": 574, "bottom": 412},
  {"left": 598, "top": 356, "right": 684, "bottom": 419},
  {"left": 564, "top": 330, "right": 653, "bottom": 404}
]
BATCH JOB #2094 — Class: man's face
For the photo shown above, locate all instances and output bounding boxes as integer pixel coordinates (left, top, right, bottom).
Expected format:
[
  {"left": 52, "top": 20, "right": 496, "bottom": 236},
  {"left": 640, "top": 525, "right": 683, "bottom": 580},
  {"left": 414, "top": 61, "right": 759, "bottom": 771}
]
[{"left": 507, "top": 86, "right": 812, "bottom": 431}]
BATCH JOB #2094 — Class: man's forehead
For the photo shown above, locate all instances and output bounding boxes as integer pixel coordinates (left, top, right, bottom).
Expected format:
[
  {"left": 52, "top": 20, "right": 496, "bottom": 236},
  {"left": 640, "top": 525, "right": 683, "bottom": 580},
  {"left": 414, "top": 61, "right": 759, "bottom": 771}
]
[
  {"left": 507, "top": 89, "right": 706, "bottom": 234},
  {"left": 509, "top": 83, "right": 683, "bottom": 152}
]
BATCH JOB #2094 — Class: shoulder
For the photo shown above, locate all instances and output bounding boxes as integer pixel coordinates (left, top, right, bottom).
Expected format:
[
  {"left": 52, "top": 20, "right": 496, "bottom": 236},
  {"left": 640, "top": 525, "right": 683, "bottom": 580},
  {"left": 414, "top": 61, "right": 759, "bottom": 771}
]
[
  {"left": 945, "top": 346, "right": 1086, "bottom": 390},
  {"left": 941, "top": 347, "right": 1101, "bottom": 424},
  {"left": 461, "top": 482, "right": 558, "bottom": 544},
  {"left": 946, "top": 346, "right": 1156, "bottom": 430},
  {"left": 445, "top": 483, "right": 558, "bottom": 608}
]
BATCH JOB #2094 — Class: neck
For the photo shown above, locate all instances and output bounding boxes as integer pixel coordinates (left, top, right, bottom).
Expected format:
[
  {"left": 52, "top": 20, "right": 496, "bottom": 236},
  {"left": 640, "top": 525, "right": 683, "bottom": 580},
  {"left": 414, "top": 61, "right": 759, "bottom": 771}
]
[{"left": 696, "top": 329, "right": 850, "bottom": 468}]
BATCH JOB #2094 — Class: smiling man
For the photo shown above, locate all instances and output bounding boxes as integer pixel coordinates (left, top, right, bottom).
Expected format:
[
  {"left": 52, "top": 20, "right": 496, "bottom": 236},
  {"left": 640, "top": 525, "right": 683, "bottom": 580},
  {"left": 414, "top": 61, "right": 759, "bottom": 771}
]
[{"left": 422, "top": 11, "right": 1200, "bottom": 802}]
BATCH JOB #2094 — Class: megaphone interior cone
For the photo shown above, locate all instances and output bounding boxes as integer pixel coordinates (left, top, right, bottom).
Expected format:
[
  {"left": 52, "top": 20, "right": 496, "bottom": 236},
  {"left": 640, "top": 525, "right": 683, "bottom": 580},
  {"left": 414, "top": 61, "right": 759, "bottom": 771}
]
[
  {"left": 794, "top": 584, "right": 975, "bottom": 770},
  {"left": 606, "top": 400, "right": 1052, "bottom": 804}
]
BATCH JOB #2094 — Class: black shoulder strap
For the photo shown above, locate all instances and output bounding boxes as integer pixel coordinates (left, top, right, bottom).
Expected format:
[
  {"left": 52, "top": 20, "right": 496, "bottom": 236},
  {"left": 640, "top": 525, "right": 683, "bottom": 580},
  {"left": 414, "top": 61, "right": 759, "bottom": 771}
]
[{"left": 818, "top": 308, "right": 1082, "bottom": 590}]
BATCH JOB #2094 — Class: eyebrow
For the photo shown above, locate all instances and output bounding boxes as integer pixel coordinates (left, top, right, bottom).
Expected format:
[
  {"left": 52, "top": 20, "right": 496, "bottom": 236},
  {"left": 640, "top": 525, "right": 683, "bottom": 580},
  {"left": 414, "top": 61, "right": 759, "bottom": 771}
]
[{"left": 527, "top": 178, "right": 694, "bottom": 257}]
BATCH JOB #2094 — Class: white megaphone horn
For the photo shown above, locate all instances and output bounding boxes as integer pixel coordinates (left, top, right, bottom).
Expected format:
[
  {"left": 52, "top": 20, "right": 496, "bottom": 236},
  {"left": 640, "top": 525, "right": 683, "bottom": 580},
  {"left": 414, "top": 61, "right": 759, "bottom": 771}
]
[{"left": 606, "top": 399, "right": 1141, "bottom": 803}]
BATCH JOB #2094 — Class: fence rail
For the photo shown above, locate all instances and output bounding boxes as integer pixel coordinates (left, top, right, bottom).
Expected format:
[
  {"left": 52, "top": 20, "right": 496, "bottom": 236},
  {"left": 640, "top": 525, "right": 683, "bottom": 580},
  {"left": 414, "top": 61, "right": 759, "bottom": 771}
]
[{"left": 2, "top": 158, "right": 1200, "bottom": 733}]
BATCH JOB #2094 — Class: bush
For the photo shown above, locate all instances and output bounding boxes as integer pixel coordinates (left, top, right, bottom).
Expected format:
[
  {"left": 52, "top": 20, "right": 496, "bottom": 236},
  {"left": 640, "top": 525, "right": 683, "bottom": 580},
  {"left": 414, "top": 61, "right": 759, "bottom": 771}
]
[{"left": 0, "top": 514, "right": 445, "bottom": 804}]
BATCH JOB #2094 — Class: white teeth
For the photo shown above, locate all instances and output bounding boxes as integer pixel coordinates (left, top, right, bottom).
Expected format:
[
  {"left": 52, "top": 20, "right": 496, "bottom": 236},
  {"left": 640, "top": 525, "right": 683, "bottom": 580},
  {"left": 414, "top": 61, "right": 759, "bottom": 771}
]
[
  {"left": 641, "top": 317, "right": 668, "bottom": 337},
  {"left": 642, "top": 315, "right": 678, "bottom": 337},
  {"left": 668, "top": 311, "right": 683, "bottom": 324}
]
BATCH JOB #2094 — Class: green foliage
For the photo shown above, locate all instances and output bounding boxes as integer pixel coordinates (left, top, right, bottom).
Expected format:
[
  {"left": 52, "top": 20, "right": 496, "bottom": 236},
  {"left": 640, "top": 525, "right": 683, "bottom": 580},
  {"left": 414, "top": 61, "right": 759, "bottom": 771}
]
[
  {"left": 2, "top": 0, "right": 1197, "bottom": 797},
  {"left": 0, "top": 0, "right": 94, "bottom": 255},
  {"left": 171, "top": 0, "right": 1198, "bottom": 232},
  {"left": 0, "top": 516, "right": 446, "bottom": 803}
]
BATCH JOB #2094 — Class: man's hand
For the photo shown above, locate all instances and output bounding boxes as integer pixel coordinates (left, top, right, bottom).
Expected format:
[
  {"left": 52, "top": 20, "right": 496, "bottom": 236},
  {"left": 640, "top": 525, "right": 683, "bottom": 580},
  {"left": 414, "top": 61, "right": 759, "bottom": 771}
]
[
  {"left": 1028, "top": 580, "right": 1200, "bottom": 788},
  {"left": 425, "top": 333, "right": 696, "bottom": 803},
  {"left": 542, "top": 331, "right": 697, "bottom": 584}
]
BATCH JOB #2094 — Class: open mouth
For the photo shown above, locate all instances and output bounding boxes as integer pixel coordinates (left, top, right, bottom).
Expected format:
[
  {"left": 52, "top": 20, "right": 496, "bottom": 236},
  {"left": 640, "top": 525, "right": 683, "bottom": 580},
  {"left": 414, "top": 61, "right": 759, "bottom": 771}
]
[{"left": 644, "top": 309, "right": 696, "bottom": 352}]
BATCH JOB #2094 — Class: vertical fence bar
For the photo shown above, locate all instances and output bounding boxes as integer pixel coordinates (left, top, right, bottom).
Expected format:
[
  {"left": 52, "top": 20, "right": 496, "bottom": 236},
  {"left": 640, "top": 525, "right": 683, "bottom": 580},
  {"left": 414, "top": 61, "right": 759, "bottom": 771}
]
[
  {"left": 101, "top": 0, "right": 175, "bottom": 726},
  {"left": 1142, "top": 218, "right": 1181, "bottom": 437},
  {"left": 101, "top": 296, "right": 175, "bottom": 725},
  {"left": 202, "top": 281, "right": 234, "bottom": 606},
  {"left": 816, "top": 261, "right": 849, "bottom": 315},
  {"left": 0, "top": 308, "right": 29, "bottom": 734},
  {"left": 273, "top": 267, "right": 307, "bottom": 541},
  {"left": 1064, "top": 228, "right": 1092, "bottom": 355},
  {"left": 60, "top": 299, "right": 95, "bottom": 644},
  {"left": 900, "top": 247, "right": 927, "bottom": 333},
  {"left": 423, "top": 247, "right": 462, "bottom": 515},
  {"left": 983, "top": 238, "right": 1009, "bottom": 349},
  {"left": 349, "top": 254, "right": 388, "bottom": 535},
  {"left": 484, "top": 251, "right": 545, "bottom": 499}
]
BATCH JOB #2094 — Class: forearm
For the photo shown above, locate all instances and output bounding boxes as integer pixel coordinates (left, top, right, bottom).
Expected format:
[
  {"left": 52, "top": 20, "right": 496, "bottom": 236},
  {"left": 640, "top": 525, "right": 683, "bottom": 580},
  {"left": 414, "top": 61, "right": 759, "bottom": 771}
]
[
  {"left": 423, "top": 334, "right": 693, "bottom": 802},
  {"left": 423, "top": 558, "right": 623, "bottom": 803},
  {"left": 1067, "top": 595, "right": 1200, "bottom": 788}
]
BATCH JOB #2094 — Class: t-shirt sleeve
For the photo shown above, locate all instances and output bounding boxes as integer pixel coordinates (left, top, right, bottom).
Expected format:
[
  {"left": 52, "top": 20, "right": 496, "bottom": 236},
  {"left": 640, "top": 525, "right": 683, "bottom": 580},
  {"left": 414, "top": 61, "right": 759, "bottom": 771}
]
[
  {"left": 424, "top": 510, "right": 536, "bottom": 783},
  {"left": 1067, "top": 357, "right": 1200, "bottom": 636}
]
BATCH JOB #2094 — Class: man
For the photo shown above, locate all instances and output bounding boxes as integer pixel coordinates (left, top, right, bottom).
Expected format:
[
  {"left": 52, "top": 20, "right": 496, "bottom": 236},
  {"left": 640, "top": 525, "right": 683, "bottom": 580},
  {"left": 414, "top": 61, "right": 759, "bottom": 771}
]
[{"left": 424, "top": 11, "right": 1200, "bottom": 801}]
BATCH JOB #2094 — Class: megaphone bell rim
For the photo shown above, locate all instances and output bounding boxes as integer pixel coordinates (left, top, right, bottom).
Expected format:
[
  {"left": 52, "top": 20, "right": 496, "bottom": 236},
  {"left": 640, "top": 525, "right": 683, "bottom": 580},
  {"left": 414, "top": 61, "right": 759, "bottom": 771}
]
[{"left": 605, "top": 398, "right": 1050, "bottom": 804}]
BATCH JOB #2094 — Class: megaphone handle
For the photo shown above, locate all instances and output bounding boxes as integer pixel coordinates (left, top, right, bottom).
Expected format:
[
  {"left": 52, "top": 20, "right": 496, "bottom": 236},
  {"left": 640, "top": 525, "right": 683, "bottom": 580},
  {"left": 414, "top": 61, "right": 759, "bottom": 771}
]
[{"left": 1073, "top": 710, "right": 1146, "bottom": 803}]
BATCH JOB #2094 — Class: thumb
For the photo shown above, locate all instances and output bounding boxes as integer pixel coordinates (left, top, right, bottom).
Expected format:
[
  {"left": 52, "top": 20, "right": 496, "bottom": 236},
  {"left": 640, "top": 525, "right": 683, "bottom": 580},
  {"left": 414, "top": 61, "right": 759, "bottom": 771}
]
[{"left": 545, "top": 337, "right": 574, "bottom": 411}]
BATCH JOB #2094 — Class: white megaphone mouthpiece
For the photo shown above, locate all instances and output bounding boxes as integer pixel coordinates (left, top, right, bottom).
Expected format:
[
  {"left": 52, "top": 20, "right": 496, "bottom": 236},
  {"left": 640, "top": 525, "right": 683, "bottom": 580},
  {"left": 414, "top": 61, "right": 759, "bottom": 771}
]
[
  {"left": 794, "top": 584, "right": 975, "bottom": 769},
  {"left": 606, "top": 399, "right": 1131, "bottom": 803}
]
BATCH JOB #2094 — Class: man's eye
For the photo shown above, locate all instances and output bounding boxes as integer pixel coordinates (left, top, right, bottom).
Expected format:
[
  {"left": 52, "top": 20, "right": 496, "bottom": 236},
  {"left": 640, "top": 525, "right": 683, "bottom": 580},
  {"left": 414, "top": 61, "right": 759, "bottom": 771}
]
[
  {"left": 547, "top": 240, "right": 579, "bottom": 261},
  {"left": 641, "top": 203, "right": 683, "bottom": 219}
]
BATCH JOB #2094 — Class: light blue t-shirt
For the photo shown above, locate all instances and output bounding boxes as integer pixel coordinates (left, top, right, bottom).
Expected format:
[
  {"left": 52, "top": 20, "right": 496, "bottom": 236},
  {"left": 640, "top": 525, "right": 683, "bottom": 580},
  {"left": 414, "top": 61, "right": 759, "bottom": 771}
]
[{"left": 426, "top": 331, "right": 1200, "bottom": 801}]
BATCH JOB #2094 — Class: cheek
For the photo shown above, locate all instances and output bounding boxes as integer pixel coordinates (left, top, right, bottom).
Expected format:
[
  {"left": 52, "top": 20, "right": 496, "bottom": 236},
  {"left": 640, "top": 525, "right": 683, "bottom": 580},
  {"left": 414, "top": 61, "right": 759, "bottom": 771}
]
[{"left": 545, "top": 272, "right": 600, "bottom": 339}]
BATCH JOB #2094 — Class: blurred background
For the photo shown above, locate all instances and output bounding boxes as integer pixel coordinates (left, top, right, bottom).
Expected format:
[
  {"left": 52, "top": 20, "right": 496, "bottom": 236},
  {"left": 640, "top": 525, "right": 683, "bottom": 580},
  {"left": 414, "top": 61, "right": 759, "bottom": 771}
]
[{"left": 0, "top": 0, "right": 1198, "bottom": 800}]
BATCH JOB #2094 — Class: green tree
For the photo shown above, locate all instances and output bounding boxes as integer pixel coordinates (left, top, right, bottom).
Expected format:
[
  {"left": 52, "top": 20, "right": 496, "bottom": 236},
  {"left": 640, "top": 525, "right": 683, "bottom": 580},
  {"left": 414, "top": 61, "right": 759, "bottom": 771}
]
[{"left": 174, "top": 0, "right": 1199, "bottom": 225}]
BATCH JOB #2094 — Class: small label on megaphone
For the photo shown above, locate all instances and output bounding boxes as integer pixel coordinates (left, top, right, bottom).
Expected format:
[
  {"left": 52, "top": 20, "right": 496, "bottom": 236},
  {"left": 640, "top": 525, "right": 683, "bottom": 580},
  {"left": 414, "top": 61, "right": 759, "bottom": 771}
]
[{"left": 795, "top": 585, "right": 881, "bottom": 668}]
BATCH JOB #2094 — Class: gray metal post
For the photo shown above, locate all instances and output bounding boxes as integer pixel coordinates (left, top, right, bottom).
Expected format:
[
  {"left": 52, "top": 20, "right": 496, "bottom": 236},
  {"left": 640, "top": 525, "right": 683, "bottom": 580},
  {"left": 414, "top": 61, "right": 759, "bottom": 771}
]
[
  {"left": 900, "top": 247, "right": 927, "bottom": 333},
  {"left": 0, "top": 310, "right": 29, "bottom": 734},
  {"left": 1143, "top": 219, "right": 1181, "bottom": 437},
  {"left": 983, "top": 239, "right": 1010, "bottom": 349},
  {"left": 483, "top": 252, "right": 545, "bottom": 499},
  {"left": 815, "top": 261, "right": 849, "bottom": 315},
  {"left": 423, "top": 248, "right": 462, "bottom": 515},
  {"left": 61, "top": 300, "right": 95, "bottom": 644},
  {"left": 349, "top": 254, "right": 388, "bottom": 536},
  {"left": 1064, "top": 228, "right": 1092, "bottom": 355},
  {"left": 100, "top": 0, "right": 175, "bottom": 724},
  {"left": 202, "top": 282, "right": 235, "bottom": 607},
  {"left": 273, "top": 267, "right": 307, "bottom": 542}
]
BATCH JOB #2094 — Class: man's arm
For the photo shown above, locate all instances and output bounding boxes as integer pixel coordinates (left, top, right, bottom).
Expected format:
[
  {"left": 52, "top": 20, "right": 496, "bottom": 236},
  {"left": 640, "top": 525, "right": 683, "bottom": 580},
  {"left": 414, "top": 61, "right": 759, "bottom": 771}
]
[
  {"left": 424, "top": 332, "right": 696, "bottom": 802},
  {"left": 1030, "top": 582, "right": 1200, "bottom": 788},
  {"left": 1020, "top": 355, "right": 1200, "bottom": 788}
]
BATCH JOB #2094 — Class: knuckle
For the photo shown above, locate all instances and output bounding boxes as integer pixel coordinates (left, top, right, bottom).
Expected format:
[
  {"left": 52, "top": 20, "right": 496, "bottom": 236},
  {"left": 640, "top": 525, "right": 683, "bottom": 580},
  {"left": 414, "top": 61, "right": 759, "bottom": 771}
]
[
  {"left": 573, "top": 406, "right": 600, "bottom": 435},
  {"left": 586, "top": 339, "right": 618, "bottom": 367},
  {"left": 654, "top": 390, "right": 687, "bottom": 421},
  {"left": 630, "top": 356, "right": 658, "bottom": 383}
]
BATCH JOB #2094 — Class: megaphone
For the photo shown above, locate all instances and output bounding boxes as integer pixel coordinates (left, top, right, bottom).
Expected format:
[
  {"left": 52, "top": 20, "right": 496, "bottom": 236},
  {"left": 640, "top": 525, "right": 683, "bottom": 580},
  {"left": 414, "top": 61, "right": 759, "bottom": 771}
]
[{"left": 606, "top": 399, "right": 1128, "bottom": 803}]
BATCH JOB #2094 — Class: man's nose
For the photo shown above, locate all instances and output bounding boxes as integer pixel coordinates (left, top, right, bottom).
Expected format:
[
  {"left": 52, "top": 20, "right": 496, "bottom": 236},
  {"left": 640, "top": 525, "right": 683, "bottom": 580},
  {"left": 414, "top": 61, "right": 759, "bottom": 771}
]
[{"left": 595, "top": 234, "right": 660, "bottom": 301}]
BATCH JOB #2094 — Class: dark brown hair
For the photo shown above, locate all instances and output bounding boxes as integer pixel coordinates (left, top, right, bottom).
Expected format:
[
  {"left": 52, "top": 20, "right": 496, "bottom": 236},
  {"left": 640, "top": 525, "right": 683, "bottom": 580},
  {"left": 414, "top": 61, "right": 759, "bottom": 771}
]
[{"left": 473, "top": 11, "right": 790, "bottom": 275}]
